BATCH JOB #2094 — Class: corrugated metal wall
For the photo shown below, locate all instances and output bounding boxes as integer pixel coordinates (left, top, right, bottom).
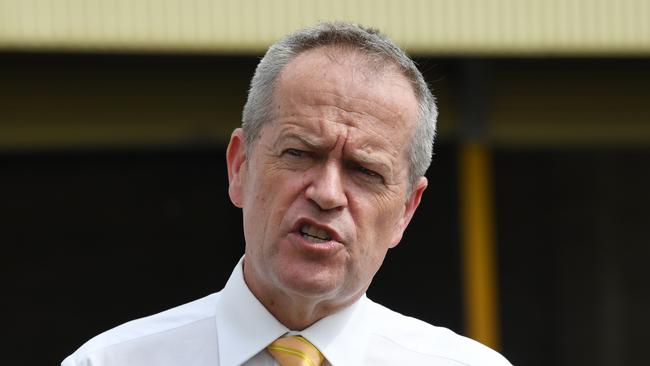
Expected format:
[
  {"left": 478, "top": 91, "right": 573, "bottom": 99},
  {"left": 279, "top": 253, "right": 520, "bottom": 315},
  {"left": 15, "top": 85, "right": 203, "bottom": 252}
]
[{"left": 1, "top": 0, "right": 649, "bottom": 55}]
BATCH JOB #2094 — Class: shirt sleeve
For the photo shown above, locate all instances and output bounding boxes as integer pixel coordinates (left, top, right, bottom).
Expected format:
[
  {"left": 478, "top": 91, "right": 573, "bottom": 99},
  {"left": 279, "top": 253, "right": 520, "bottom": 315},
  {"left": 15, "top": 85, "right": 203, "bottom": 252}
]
[{"left": 61, "top": 355, "right": 81, "bottom": 366}]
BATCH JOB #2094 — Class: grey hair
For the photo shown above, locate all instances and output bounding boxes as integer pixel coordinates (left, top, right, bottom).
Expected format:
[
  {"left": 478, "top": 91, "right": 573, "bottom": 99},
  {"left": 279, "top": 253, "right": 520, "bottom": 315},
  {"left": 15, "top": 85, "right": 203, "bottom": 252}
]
[{"left": 241, "top": 21, "right": 437, "bottom": 188}]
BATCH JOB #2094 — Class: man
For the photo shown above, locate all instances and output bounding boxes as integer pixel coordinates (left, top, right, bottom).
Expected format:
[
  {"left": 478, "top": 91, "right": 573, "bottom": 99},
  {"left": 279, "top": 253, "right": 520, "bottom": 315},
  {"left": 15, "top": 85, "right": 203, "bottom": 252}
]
[{"left": 63, "top": 22, "right": 511, "bottom": 365}]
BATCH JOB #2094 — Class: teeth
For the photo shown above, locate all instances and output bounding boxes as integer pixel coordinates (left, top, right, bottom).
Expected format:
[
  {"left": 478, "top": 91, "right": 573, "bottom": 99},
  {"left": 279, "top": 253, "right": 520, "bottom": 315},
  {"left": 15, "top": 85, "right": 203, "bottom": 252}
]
[{"left": 300, "top": 224, "right": 331, "bottom": 242}]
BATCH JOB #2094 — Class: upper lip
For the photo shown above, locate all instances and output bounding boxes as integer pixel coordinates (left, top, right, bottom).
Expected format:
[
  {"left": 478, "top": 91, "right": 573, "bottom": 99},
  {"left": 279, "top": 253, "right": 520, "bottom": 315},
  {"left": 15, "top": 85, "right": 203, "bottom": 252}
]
[{"left": 291, "top": 218, "right": 344, "bottom": 243}]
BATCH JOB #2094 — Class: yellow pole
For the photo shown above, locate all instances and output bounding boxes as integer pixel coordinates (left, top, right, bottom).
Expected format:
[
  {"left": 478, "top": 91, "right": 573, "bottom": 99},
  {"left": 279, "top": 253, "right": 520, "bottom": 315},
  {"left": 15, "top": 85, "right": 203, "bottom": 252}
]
[{"left": 459, "top": 141, "right": 501, "bottom": 350}]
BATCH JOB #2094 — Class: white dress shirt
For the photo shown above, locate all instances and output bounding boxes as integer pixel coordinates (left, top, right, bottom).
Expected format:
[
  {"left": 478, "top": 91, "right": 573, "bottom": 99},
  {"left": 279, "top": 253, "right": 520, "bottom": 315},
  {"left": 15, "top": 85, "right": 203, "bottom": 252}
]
[{"left": 62, "top": 257, "right": 511, "bottom": 366}]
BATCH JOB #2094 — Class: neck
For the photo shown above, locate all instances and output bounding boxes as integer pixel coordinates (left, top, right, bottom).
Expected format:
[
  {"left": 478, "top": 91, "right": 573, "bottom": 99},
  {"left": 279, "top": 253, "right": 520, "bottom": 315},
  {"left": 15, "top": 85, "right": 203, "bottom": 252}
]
[
  {"left": 263, "top": 295, "right": 343, "bottom": 330},
  {"left": 242, "top": 262, "right": 365, "bottom": 330}
]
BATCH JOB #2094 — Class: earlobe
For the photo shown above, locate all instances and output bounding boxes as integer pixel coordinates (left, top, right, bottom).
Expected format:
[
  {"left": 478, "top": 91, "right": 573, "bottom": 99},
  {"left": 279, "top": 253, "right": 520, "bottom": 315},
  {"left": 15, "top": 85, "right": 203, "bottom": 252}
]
[
  {"left": 389, "top": 177, "right": 428, "bottom": 248},
  {"left": 226, "top": 128, "right": 247, "bottom": 208}
]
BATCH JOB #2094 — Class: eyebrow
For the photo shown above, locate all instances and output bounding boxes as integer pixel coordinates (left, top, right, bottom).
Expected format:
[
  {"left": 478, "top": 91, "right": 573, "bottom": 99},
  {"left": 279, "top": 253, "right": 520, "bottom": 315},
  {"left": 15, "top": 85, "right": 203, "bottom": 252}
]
[
  {"left": 350, "top": 150, "right": 393, "bottom": 175},
  {"left": 274, "top": 130, "right": 396, "bottom": 176},
  {"left": 273, "top": 131, "right": 328, "bottom": 152}
]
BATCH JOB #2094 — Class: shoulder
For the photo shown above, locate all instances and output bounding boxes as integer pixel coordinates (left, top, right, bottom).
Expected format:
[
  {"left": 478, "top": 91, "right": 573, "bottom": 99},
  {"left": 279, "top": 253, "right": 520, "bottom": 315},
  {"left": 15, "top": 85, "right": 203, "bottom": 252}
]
[
  {"left": 62, "top": 292, "right": 221, "bottom": 366},
  {"left": 364, "top": 298, "right": 512, "bottom": 366}
]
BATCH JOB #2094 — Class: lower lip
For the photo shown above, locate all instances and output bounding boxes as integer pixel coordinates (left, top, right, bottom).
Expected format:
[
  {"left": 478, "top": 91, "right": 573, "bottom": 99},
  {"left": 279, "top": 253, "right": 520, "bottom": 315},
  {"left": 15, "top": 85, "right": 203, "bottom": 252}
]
[{"left": 289, "top": 232, "right": 344, "bottom": 256}]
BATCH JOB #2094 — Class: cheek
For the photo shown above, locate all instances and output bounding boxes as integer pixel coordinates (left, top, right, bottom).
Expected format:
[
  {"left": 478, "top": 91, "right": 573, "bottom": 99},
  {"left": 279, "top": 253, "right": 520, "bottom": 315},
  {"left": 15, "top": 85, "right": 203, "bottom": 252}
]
[
  {"left": 243, "top": 162, "right": 278, "bottom": 208},
  {"left": 350, "top": 191, "right": 403, "bottom": 249},
  {"left": 244, "top": 165, "right": 306, "bottom": 226},
  {"left": 364, "top": 192, "right": 404, "bottom": 229},
  {"left": 252, "top": 181, "right": 270, "bottom": 206},
  {"left": 241, "top": 167, "right": 274, "bottom": 242}
]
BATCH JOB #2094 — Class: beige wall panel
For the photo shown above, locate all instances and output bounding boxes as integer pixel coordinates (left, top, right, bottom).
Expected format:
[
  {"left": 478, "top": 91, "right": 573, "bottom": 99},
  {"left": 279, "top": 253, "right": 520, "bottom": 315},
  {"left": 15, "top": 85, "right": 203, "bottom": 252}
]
[{"left": 0, "top": 0, "right": 649, "bottom": 55}]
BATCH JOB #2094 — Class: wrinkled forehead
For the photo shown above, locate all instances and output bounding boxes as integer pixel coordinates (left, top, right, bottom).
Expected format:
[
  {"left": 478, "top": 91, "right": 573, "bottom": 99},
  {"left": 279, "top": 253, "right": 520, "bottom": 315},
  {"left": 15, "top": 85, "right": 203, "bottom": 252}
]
[
  {"left": 263, "top": 47, "right": 419, "bottom": 171},
  {"left": 308, "top": 44, "right": 400, "bottom": 74},
  {"left": 279, "top": 45, "right": 406, "bottom": 93},
  {"left": 273, "top": 46, "right": 419, "bottom": 133}
]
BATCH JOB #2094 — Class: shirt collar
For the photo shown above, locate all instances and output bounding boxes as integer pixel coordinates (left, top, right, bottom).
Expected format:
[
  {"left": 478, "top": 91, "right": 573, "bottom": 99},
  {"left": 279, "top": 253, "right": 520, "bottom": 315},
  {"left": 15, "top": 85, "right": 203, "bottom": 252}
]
[
  {"left": 301, "top": 294, "right": 370, "bottom": 366},
  {"left": 215, "top": 256, "right": 371, "bottom": 366},
  {"left": 215, "top": 257, "right": 289, "bottom": 366}
]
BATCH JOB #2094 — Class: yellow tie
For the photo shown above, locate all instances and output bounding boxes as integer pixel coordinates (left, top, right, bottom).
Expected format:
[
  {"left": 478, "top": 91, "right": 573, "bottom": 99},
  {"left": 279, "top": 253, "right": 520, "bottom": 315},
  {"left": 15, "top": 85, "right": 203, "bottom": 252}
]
[{"left": 267, "top": 335, "right": 325, "bottom": 366}]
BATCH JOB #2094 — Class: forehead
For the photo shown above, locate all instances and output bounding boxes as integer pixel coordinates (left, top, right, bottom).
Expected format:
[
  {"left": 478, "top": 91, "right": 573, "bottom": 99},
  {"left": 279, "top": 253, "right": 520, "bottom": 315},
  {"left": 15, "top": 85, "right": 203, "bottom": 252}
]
[{"left": 270, "top": 47, "right": 419, "bottom": 146}]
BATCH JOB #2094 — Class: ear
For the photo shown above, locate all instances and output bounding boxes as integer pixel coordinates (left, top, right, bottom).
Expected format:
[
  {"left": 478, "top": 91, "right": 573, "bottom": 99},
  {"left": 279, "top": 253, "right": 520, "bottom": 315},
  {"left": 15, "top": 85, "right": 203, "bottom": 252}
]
[
  {"left": 389, "top": 176, "right": 428, "bottom": 248},
  {"left": 226, "top": 128, "right": 247, "bottom": 208}
]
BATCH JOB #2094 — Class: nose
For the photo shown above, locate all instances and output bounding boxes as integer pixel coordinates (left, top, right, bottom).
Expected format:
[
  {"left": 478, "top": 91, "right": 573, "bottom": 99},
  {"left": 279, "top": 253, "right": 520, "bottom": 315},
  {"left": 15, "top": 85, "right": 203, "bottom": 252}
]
[{"left": 305, "top": 161, "right": 348, "bottom": 211}]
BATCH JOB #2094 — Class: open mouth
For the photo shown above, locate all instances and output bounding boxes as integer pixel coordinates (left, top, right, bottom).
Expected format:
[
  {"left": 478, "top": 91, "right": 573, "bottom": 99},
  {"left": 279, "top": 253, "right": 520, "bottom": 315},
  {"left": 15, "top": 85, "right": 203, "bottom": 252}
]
[{"left": 299, "top": 224, "right": 332, "bottom": 243}]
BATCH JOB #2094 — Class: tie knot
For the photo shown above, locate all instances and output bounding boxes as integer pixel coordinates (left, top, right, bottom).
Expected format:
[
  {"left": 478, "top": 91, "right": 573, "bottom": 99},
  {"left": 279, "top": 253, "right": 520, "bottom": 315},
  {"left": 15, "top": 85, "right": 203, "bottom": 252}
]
[{"left": 267, "top": 335, "right": 325, "bottom": 366}]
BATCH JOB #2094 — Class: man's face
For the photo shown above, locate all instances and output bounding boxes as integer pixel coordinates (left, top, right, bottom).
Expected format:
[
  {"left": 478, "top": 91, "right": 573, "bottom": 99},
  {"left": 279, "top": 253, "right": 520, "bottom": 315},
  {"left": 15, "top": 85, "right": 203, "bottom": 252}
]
[{"left": 227, "top": 47, "right": 427, "bottom": 311}]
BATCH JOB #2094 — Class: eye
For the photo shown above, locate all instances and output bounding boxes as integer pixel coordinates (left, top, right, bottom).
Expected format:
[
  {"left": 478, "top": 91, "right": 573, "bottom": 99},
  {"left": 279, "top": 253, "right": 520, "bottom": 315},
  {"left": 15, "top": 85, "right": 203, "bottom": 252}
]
[
  {"left": 283, "top": 148, "right": 306, "bottom": 157},
  {"left": 355, "top": 165, "right": 383, "bottom": 181}
]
